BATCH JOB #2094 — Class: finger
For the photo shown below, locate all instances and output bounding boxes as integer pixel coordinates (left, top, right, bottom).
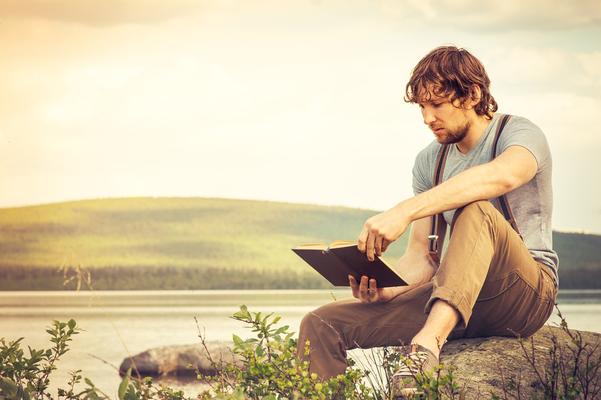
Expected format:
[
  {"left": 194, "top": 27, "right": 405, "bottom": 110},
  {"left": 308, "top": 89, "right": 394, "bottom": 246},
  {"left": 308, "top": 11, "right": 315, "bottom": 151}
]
[
  {"left": 365, "top": 232, "right": 376, "bottom": 261},
  {"left": 359, "top": 276, "right": 370, "bottom": 301},
  {"left": 357, "top": 226, "right": 369, "bottom": 253},
  {"left": 374, "top": 235, "right": 383, "bottom": 257},
  {"left": 349, "top": 275, "right": 360, "bottom": 298},
  {"left": 369, "top": 279, "right": 378, "bottom": 299},
  {"left": 382, "top": 239, "right": 391, "bottom": 254}
]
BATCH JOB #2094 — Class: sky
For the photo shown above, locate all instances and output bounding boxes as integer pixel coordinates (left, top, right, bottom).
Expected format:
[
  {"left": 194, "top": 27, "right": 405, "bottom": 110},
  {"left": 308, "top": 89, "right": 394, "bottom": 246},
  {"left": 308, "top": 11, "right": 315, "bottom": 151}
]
[{"left": 1, "top": 0, "right": 600, "bottom": 233}]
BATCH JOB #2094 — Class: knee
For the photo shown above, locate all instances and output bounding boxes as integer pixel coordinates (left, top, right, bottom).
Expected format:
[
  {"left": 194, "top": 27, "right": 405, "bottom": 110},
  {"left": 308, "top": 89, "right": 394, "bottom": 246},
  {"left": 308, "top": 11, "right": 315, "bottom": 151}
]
[
  {"left": 298, "top": 310, "right": 329, "bottom": 354},
  {"left": 453, "top": 200, "right": 496, "bottom": 224},
  {"left": 299, "top": 305, "right": 344, "bottom": 343},
  {"left": 462, "top": 200, "right": 494, "bottom": 214},
  {"left": 299, "top": 309, "right": 325, "bottom": 338},
  {"left": 299, "top": 312, "right": 314, "bottom": 336}
]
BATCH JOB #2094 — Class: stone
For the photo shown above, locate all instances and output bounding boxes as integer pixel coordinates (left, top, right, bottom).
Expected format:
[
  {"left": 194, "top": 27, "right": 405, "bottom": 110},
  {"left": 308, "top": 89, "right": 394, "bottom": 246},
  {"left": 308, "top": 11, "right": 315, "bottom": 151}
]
[
  {"left": 438, "top": 325, "right": 601, "bottom": 398},
  {"left": 119, "top": 341, "right": 239, "bottom": 378}
]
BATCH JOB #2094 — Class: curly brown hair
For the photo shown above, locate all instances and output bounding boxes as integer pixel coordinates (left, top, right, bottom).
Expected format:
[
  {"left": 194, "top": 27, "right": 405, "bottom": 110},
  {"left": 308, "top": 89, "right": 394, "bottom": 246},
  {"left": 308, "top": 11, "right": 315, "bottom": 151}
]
[{"left": 404, "top": 46, "right": 498, "bottom": 119}]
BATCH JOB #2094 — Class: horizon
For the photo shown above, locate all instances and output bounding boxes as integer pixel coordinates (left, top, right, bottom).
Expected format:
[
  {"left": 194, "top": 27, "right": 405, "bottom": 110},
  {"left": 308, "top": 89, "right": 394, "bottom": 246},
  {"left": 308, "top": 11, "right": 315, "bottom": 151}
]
[{"left": 1, "top": 195, "right": 599, "bottom": 235}]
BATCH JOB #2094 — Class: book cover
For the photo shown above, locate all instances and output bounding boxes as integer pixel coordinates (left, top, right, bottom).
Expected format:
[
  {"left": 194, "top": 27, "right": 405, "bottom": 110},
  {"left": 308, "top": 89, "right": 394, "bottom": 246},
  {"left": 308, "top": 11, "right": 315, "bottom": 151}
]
[{"left": 292, "top": 241, "right": 407, "bottom": 288}]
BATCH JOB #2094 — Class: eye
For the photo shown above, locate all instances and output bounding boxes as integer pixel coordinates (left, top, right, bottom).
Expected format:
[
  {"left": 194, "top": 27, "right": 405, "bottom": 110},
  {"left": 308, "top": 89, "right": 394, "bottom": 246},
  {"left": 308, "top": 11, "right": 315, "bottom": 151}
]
[{"left": 432, "top": 103, "right": 442, "bottom": 108}]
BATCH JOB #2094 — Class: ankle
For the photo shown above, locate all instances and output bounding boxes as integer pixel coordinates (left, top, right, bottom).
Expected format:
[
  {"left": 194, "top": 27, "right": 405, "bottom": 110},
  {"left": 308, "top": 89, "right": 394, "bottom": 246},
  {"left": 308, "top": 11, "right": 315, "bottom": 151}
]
[{"left": 410, "top": 338, "right": 441, "bottom": 359}]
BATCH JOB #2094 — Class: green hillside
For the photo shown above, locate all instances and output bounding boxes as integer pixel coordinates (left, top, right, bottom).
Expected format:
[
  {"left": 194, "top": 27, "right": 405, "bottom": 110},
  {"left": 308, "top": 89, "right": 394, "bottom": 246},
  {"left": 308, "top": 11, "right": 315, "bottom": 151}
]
[
  {"left": 0, "top": 197, "right": 599, "bottom": 290},
  {"left": 551, "top": 230, "right": 601, "bottom": 289},
  {"left": 0, "top": 197, "right": 408, "bottom": 290}
]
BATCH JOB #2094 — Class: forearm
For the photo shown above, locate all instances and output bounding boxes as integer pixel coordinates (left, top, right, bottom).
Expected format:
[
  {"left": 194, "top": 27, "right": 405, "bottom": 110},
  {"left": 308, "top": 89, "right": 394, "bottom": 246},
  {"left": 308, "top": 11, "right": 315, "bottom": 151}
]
[
  {"left": 357, "top": 166, "right": 496, "bottom": 262},
  {"left": 395, "top": 252, "right": 438, "bottom": 286},
  {"left": 399, "top": 163, "right": 512, "bottom": 224},
  {"left": 402, "top": 145, "right": 537, "bottom": 223},
  {"left": 358, "top": 146, "right": 537, "bottom": 262}
]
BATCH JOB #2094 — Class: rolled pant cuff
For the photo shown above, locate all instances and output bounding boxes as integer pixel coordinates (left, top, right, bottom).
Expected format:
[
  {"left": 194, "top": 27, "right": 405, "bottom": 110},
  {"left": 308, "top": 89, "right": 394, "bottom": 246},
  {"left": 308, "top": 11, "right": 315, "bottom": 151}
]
[{"left": 425, "top": 286, "right": 473, "bottom": 330}]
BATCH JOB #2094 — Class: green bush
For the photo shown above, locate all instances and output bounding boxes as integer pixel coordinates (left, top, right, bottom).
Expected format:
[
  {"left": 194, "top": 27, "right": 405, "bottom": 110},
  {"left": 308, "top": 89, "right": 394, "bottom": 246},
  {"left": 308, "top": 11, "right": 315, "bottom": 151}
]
[
  {"left": 195, "top": 305, "right": 376, "bottom": 399},
  {"left": 0, "top": 319, "right": 107, "bottom": 400}
]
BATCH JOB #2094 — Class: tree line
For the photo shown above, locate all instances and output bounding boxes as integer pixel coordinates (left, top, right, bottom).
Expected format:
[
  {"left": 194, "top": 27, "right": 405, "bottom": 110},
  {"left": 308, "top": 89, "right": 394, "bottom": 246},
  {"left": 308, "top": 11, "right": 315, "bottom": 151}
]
[{"left": 1, "top": 264, "right": 599, "bottom": 290}]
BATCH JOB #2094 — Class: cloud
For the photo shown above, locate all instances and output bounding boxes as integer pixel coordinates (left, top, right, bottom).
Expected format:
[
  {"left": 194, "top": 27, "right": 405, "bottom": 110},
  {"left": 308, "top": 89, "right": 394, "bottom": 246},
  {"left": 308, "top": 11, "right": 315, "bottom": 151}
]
[
  {"left": 480, "top": 46, "right": 601, "bottom": 106},
  {"left": 4, "top": 0, "right": 600, "bottom": 32},
  {"left": 377, "top": 0, "right": 601, "bottom": 30},
  {"left": 577, "top": 52, "right": 601, "bottom": 85},
  {"left": 0, "top": 0, "right": 202, "bottom": 26},
  {"left": 486, "top": 47, "right": 584, "bottom": 85}
]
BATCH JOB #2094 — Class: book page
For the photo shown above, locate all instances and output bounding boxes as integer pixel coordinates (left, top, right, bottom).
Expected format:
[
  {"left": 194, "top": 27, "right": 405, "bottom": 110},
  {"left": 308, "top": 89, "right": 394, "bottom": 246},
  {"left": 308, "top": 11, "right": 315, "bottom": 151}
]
[
  {"left": 327, "top": 240, "right": 357, "bottom": 248},
  {"left": 293, "top": 243, "right": 328, "bottom": 250}
]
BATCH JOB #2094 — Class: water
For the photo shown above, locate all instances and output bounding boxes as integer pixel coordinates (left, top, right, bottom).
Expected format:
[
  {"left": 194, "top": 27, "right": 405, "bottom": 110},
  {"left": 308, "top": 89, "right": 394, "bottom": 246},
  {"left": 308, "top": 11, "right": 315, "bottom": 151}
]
[
  {"left": 0, "top": 290, "right": 352, "bottom": 397},
  {"left": 1, "top": 289, "right": 600, "bottom": 398}
]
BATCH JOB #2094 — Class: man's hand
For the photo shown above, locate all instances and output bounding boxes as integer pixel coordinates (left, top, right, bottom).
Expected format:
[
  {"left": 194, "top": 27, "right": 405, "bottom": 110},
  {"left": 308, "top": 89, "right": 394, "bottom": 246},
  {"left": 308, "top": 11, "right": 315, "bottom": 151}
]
[
  {"left": 349, "top": 275, "right": 406, "bottom": 303},
  {"left": 358, "top": 205, "right": 411, "bottom": 261},
  {"left": 352, "top": 217, "right": 439, "bottom": 304}
]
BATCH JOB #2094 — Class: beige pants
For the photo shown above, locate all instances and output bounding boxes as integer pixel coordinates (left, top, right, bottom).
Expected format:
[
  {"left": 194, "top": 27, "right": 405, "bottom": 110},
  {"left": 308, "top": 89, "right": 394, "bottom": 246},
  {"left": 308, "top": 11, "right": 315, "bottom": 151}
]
[{"left": 298, "top": 201, "right": 558, "bottom": 379}]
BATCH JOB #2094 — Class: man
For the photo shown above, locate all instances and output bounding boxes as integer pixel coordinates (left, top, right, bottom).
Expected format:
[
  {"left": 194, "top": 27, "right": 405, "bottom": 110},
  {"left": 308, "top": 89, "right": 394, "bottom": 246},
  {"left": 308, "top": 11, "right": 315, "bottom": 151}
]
[{"left": 297, "top": 45, "right": 558, "bottom": 394}]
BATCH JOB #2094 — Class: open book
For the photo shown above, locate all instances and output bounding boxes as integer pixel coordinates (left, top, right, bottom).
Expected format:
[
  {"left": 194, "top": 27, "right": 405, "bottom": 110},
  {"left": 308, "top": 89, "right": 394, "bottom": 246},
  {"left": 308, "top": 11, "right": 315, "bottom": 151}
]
[{"left": 292, "top": 240, "right": 407, "bottom": 288}]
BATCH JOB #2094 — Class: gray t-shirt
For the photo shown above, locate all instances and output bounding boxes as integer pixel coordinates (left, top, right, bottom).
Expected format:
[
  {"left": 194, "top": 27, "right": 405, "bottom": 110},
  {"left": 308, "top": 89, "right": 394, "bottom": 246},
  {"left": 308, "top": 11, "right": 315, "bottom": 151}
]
[{"left": 412, "top": 113, "right": 559, "bottom": 280}]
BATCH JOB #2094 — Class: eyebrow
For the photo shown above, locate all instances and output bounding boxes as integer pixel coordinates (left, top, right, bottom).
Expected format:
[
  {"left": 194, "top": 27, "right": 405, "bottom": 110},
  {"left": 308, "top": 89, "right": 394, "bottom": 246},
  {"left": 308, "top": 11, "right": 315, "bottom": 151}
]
[{"left": 419, "top": 96, "right": 448, "bottom": 105}]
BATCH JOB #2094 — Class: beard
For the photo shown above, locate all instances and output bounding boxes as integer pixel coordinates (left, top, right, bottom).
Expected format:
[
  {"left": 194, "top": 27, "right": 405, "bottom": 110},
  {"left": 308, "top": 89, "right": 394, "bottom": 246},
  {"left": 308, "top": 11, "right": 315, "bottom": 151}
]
[{"left": 434, "top": 119, "right": 471, "bottom": 145}]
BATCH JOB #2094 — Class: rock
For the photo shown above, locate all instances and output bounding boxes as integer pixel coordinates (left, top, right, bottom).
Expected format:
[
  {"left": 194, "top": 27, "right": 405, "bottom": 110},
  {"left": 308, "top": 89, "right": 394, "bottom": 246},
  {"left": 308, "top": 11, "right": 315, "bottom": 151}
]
[
  {"left": 439, "top": 325, "right": 601, "bottom": 398},
  {"left": 119, "top": 341, "right": 239, "bottom": 378},
  {"left": 121, "top": 326, "right": 601, "bottom": 398}
]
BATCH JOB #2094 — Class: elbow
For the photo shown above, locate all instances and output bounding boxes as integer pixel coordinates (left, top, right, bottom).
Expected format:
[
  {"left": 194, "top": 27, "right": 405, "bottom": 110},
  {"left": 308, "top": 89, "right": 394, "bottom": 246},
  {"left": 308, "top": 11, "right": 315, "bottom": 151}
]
[
  {"left": 497, "top": 174, "right": 524, "bottom": 194},
  {"left": 491, "top": 174, "right": 519, "bottom": 196},
  {"left": 503, "top": 176, "right": 519, "bottom": 193}
]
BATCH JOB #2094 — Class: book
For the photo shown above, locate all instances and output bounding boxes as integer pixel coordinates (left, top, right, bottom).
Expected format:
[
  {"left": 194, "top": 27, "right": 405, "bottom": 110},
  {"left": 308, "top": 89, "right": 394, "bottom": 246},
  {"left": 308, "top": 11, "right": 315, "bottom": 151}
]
[{"left": 292, "top": 240, "right": 407, "bottom": 288}]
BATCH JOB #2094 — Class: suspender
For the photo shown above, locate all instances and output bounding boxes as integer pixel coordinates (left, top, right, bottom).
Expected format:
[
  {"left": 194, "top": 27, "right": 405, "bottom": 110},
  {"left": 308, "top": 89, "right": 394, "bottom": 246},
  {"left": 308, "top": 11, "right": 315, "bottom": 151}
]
[
  {"left": 427, "top": 145, "right": 450, "bottom": 264},
  {"left": 428, "top": 114, "right": 521, "bottom": 265},
  {"left": 491, "top": 115, "right": 521, "bottom": 237}
]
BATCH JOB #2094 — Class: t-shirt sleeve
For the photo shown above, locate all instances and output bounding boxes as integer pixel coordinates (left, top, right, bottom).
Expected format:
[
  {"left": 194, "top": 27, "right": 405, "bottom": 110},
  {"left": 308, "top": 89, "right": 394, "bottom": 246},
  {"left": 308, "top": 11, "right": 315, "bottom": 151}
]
[
  {"left": 412, "top": 146, "right": 435, "bottom": 196},
  {"left": 497, "top": 117, "right": 551, "bottom": 171}
]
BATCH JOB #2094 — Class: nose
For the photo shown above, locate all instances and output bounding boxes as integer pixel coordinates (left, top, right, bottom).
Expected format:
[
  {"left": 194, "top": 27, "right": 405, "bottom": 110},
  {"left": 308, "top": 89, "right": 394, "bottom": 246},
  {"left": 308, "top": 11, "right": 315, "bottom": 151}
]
[{"left": 422, "top": 106, "right": 436, "bottom": 125}]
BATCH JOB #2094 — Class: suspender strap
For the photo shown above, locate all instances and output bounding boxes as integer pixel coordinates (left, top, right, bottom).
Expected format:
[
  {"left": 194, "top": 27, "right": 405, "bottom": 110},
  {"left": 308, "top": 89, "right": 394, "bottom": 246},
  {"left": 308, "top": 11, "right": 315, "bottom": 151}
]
[
  {"left": 428, "top": 144, "right": 450, "bottom": 264},
  {"left": 491, "top": 114, "right": 522, "bottom": 239},
  {"left": 428, "top": 114, "right": 521, "bottom": 265}
]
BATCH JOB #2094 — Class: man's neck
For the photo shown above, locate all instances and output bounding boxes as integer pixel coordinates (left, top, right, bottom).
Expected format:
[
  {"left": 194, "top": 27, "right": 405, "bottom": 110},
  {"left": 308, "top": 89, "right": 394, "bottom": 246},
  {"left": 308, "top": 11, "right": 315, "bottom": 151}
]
[{"left": 456, "top": 113, "right": 494, "bottom": 154}]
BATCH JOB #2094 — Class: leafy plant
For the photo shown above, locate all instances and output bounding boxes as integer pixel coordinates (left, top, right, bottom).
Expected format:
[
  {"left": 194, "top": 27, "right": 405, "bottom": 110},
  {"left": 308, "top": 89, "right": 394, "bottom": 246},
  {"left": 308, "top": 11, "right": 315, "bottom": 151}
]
[
  {"left": 0, "top": 319, "right": 107, "bottom": 400},
  {"left": 195, "top": 305, "right": 378, "bottom": 400},
  {"left": 398, "top": 361, "right": 462, "bottom": 400}
]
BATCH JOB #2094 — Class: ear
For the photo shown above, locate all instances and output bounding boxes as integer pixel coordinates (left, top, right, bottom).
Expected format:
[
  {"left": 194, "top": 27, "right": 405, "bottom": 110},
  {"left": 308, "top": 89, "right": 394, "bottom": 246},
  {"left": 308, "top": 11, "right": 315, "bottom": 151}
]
[{"left": 470, "top": 85, "right": 482, "bottom": 108}]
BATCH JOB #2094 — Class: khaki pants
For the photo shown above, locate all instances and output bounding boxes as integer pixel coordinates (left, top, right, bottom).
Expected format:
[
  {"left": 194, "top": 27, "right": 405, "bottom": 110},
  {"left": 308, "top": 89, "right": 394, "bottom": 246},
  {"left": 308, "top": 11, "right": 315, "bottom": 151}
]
[{"left": 298, "top": 201, "right": 558, "bottom": 379}]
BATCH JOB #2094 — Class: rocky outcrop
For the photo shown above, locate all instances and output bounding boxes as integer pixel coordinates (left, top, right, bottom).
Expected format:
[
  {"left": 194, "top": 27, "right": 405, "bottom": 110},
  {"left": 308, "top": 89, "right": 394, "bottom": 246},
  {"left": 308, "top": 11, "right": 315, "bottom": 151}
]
[
  {"left": 440, "top": 325, "right": 601, "bottom": 398},
  {"left": 120, "top": 326, "right": 601, "bottom": 397},
  {"left": 119, "top": 342, "right": 239, "bottom": 377}
]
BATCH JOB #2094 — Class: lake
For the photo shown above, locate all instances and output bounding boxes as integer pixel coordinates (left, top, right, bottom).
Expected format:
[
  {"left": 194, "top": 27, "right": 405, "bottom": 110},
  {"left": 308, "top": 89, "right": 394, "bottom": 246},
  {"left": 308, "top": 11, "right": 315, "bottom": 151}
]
[{"left": 1, "top": 289, "right": 600, "bottom": 398}]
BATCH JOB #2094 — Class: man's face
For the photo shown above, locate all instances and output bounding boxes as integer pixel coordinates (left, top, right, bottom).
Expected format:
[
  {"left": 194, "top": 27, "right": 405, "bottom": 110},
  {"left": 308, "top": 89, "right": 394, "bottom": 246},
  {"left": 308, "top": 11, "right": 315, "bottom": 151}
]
[{"left": 418, "top": 95, "right": 472, "bottom": 145}]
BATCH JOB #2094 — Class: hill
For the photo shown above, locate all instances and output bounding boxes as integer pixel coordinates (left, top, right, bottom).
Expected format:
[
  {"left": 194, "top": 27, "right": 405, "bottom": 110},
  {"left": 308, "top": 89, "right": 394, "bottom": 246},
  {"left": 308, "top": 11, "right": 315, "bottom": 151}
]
[
  {"left": 0, "top": 197, "right": 407, "bottom": 290},
  {"left": 0, "top": 197, "right": 599, "bottom": 290}
]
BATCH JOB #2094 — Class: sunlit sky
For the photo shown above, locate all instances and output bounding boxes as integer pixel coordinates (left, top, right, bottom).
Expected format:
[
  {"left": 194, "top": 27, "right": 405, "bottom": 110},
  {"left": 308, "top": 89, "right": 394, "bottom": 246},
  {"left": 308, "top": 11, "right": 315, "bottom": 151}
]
[{"left": 1, "top": 0, "right": 600, "bottom": 233}]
